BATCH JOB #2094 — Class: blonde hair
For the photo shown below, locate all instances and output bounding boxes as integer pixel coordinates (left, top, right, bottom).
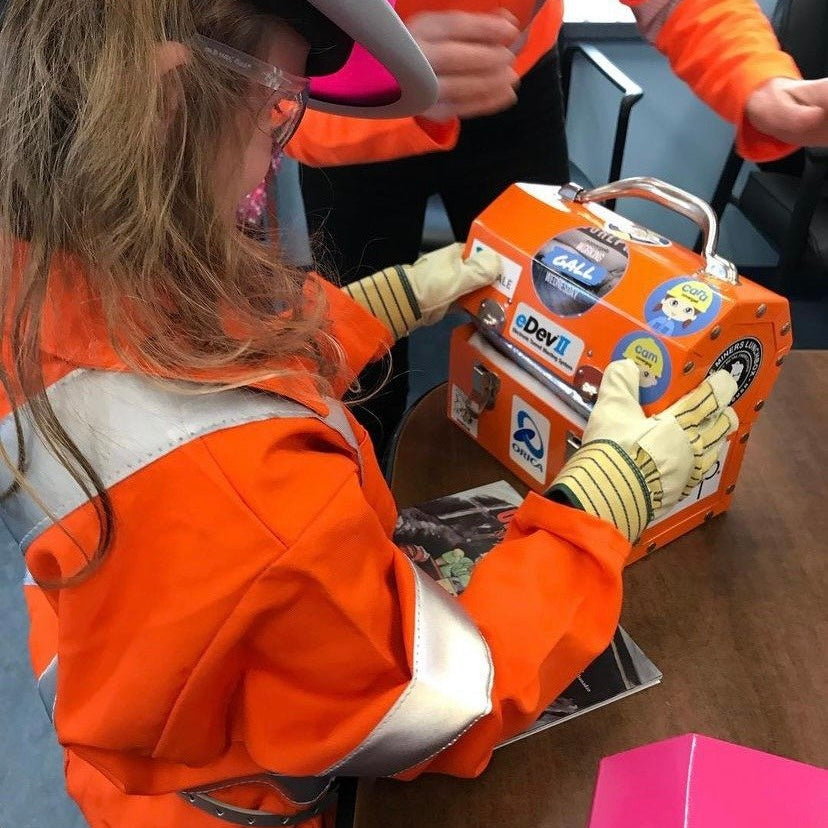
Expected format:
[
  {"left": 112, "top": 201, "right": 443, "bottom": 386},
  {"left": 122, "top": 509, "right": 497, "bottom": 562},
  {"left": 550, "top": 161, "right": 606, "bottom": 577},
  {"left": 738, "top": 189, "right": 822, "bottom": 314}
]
[{"left": 0, "top": 0, "right": 344, "bottom": 583}]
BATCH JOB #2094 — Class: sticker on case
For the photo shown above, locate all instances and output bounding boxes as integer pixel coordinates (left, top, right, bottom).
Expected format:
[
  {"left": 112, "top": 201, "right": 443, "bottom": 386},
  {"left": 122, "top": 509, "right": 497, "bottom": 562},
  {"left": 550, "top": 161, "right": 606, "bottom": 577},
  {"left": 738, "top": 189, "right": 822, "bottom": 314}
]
[
  {"left": 645, "top": 277, "right": 722, "bottom": 337},
  {"left": 450, "top": 384, "right": 479, "bottom": 438},
  {"left": 612, "top": 332, "right": 673, "bottom": 405},
  {"left": 709, "top": 337, "right": 762, "bottom": 403},
  {"left": 532, "top": 226, "right": 629, "bottom": 317},
  {"left": 510, "top": 396, "right": 551, "bottom": 484},
  {"left": 470, "top": 238, "right": 522, "bottom": 301},
  {"left": 509, "top": 302, "right": 585, "bottom": 377}
]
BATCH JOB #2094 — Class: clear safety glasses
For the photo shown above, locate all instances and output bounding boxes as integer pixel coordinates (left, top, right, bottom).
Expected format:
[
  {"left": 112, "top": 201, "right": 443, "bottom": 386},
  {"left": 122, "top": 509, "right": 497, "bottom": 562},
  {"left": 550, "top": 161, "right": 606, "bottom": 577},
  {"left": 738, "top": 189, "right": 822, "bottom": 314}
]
[{"left": 195, "top": 35, "right": 310, "bottom": 149}]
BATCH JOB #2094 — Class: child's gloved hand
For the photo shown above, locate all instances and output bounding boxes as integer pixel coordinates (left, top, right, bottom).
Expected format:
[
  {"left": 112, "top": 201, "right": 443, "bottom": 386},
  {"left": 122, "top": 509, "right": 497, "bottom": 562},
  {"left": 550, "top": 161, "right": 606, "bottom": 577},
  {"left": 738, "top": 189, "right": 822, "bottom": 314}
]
[
  {"left": 548, "top": 359, "right": 739, "bottom": 542},
  {"left": 342, "top": 243, "right": 501, "bottom": 340}
]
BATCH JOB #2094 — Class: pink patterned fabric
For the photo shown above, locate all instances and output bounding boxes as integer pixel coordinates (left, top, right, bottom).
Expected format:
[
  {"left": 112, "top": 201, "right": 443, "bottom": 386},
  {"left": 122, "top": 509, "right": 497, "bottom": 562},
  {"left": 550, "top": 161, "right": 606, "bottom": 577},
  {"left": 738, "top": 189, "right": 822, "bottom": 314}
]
[{"left": 236, "top": 150, "right": 282, "bottom": 228}]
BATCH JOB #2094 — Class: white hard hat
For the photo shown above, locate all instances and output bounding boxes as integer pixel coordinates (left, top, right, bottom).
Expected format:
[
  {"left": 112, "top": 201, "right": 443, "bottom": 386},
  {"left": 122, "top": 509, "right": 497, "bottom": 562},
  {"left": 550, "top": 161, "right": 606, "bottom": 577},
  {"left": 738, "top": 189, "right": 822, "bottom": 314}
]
[{"left": 251, "top": 0, "right": 439, "bottom": 117}]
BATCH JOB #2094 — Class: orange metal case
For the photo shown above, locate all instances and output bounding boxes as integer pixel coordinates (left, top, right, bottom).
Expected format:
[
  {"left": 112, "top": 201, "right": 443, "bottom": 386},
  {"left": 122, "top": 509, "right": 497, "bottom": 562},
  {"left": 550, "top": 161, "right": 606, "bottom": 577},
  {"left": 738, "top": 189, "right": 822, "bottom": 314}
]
[{"left": 447, "top": 179, "right": 792, "bottom": 562}]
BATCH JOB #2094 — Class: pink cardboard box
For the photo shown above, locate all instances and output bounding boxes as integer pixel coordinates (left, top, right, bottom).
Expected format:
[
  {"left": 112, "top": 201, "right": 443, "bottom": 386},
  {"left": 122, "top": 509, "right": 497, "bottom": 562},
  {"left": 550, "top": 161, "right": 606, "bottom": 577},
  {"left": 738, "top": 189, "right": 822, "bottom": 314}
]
[{"left": 588, "top": 734, "right": 828, "bottom": 827}]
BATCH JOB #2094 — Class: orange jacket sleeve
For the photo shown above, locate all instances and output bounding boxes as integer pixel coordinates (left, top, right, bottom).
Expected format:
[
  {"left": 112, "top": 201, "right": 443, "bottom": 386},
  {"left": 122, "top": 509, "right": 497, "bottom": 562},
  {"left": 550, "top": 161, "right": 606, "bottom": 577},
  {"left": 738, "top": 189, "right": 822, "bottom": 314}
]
[
  {"left": 414, "top": 493, "right": 629, "bottom": 777},
  {"left": 630, "top": 0, "right": 802, "bottom": 161},
  {"left": 287, "top": 109, "right": 461, "bottom": 167},
  {"left": 236, "top": 473, "right": 629, "bottom": 779}
]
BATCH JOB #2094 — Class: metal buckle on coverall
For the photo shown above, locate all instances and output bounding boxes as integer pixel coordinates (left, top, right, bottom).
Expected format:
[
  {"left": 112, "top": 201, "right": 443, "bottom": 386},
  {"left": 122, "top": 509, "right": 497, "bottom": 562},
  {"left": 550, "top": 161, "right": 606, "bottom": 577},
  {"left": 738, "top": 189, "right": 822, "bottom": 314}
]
[{"left": 180, "top": 780, "right": 339, "bottom": 826}]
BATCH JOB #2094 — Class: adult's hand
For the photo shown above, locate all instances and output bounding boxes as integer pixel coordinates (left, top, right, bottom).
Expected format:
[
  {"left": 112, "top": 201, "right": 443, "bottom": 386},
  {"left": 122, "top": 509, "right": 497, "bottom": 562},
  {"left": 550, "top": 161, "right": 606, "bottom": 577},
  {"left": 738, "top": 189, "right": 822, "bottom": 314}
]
[
  {"left": 745, "top": 77, "right": 828, "bottom": 147},
  {"left": 408, "top": 9, "right": 522, "bottom": 122}
]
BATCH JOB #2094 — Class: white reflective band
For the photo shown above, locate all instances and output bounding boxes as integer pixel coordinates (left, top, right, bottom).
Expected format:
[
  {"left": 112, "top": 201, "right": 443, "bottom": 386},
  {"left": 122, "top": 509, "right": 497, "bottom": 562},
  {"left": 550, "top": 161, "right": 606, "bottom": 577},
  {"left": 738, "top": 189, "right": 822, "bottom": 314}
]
[
  {"left": 632, "top": 0, "right": 684, "bottom": 42},
  {"left": 37, "top": 655, "right": 58, "bottom": 724},
  {"left": 0, "top": 369, "right": 362, "bottom": 552},
  {"left": 325, "top": 560, "right": 494, "bottom": 777}
]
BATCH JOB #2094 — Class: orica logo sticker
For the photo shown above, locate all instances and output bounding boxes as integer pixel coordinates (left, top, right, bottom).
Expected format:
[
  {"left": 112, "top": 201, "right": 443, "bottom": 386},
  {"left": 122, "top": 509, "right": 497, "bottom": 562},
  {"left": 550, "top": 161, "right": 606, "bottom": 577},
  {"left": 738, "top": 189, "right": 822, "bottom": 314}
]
[
  {"left": 513, "top": 410, "right": 544, "bottom": 459},
  {"left": 612, "top": 332, "right": 673, "bottom": 405},
  {"left": 510, "top": 302, "right": 585, "bottom": 377},
  {"left": 510, "top": 397, "right": 550, "bottom": 483}
]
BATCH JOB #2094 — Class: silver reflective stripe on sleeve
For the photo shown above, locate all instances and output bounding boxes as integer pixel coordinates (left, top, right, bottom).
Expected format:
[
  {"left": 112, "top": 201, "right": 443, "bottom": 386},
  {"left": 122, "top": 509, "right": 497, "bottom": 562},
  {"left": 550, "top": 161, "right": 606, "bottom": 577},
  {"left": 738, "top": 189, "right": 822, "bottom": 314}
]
[
  {"left": 0, "top": 369, "right": 362, "bottom": 552},
  {"left": 631, "top": 0, "right": 684, "bottom": 42},
  {"left": 37, "top": 655, "right": 58, "bottom": 724},
  {"left": 325, "top": 560, "right": 494, "bottom": 777}
]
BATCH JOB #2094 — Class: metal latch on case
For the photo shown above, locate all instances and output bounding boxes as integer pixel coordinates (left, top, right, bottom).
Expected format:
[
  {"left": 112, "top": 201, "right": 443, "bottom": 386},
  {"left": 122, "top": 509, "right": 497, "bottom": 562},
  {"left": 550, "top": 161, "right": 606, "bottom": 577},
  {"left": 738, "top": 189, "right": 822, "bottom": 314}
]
[
  {"left": 464, "top": 364, "right": 500, "bottom": 420},
  {"left": 565, "top": 431, "right": 582, "bottom": 460}
]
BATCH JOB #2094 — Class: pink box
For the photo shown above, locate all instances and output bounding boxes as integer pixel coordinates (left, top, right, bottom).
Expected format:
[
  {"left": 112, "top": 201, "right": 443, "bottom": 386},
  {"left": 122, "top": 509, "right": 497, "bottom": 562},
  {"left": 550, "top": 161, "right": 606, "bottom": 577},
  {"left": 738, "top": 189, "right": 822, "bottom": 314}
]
[{"left": 588, "top": 734, "right": 828, "bottom": 827}]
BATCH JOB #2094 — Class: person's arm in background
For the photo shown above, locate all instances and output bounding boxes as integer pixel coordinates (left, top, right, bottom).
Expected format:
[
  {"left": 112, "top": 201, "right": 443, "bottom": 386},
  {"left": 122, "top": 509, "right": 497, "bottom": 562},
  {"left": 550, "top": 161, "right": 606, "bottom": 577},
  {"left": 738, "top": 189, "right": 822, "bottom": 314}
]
[
  {"left": 628, "top": 0, "right": 828, "bottom": 161},
  {"left": 287, "top": 8, "right": 527, "bottom": 167}
]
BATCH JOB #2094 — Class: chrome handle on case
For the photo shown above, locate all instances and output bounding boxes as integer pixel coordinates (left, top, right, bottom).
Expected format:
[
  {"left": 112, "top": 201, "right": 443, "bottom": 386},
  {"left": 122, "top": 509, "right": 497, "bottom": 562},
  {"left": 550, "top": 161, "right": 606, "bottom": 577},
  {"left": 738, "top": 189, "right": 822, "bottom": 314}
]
[{"left": 560, "top": 177, "right": 738, "bottom": 285}]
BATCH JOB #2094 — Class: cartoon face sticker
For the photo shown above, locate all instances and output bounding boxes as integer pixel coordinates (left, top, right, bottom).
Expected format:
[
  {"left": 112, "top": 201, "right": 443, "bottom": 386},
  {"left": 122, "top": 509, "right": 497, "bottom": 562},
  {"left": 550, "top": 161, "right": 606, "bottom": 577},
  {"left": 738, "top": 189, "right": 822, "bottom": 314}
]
[
  {"left": 645, "top": 277, "right": 722, "bottom": 337},
  {"left": 612, "top": 333, "right": 673, "bottom": 405}
]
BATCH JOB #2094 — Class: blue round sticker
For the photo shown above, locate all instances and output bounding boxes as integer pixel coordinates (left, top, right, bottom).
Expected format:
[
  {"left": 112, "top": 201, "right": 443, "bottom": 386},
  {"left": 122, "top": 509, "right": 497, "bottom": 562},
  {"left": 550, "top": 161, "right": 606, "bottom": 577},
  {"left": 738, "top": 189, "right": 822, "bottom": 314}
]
[
  {"left": 645, "top": 276, "right": 722, "bottom": 337},
  {"left": 612, "top": 332, "right": 672, "bottom": 405}
]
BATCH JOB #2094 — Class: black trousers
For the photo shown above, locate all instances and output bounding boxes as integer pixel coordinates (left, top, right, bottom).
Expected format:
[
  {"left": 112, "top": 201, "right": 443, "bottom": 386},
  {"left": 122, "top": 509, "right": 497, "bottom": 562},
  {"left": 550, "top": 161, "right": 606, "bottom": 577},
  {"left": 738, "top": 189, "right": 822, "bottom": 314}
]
[{"left": 301, "top": 49, "right": 570, "bottom": 458}]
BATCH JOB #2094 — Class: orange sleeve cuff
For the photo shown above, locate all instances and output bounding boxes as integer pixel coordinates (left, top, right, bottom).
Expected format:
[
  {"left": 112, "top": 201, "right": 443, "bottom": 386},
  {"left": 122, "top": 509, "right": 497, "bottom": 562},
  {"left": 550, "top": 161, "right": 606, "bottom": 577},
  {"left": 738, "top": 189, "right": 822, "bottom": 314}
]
[
  {"left": 317, "top": 276, "right": 394, "bottom": 384},
  {"left": 733, "top": 53, "right": 802, "bottom": 162},
  {"left": 287, "top": 109, "right": 460, "bottom": 168},
  {"left": 655, "top": 0, "right": 802, "bottom": 162}
]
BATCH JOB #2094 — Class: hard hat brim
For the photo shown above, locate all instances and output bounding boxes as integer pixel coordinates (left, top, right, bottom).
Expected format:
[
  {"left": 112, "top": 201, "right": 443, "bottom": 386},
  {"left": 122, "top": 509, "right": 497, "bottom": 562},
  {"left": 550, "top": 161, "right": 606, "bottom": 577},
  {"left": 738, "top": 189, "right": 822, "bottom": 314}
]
[{"left": 254, "top": 0, "right": 438, "bottom": 118}]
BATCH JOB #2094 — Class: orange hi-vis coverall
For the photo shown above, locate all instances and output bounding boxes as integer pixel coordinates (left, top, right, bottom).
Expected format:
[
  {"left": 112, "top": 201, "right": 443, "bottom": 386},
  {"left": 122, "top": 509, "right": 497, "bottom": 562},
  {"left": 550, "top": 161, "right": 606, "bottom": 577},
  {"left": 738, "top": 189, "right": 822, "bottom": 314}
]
[
  {"left": 289, "top": 0, "right": 802, "bottom": 167},
  {"left": 1, "top": 260, "right": 631, "bottom": 827}
]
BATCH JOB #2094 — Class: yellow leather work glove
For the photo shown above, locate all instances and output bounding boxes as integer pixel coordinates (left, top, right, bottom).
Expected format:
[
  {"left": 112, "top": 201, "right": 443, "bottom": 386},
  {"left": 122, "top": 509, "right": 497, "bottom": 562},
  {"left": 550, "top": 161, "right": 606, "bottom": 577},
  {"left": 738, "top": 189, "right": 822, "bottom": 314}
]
[
  {"left": 342, "top": 243, "right": 501, "bottom": 340},
  {"left": 548, "top": 359, "right": 739, "bottom": 542}
]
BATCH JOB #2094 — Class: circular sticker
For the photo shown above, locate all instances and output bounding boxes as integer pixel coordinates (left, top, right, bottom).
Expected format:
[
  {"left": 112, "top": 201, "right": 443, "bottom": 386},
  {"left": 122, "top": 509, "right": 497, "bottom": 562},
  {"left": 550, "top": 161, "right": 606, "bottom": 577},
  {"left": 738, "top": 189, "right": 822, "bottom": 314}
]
[
  {"left": 645, "top": 277, "right": 722, "bottom": 337},
  {"left": 612, "top": 332, "right": 673, "bottom": 405},
  {"left": 709, "top": 337, "right": 762, "bottom": 403},
  {"left": 604, "top": 219, "right": 671, "bottom": 247},
  {"left": 532, "top": 226, "right": 629, "bottom": 317}
]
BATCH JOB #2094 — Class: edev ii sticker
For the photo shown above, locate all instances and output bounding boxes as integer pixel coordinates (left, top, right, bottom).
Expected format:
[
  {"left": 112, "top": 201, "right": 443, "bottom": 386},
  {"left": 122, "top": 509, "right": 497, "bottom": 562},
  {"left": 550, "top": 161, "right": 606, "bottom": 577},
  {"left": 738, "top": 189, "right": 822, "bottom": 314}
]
[
  {"left": 709, "top": 337, "right": 762, "bottom": 403},
  {"left": 510, "top": 302, "right": 585, "bottom": 377}
]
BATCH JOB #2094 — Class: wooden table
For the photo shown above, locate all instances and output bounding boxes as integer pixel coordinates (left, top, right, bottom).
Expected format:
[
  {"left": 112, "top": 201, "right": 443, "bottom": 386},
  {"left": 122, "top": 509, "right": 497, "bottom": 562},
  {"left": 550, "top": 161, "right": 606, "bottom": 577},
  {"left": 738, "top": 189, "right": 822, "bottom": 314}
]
[{"left": 356, "top": 350, "right": 828, "bottom": 828}]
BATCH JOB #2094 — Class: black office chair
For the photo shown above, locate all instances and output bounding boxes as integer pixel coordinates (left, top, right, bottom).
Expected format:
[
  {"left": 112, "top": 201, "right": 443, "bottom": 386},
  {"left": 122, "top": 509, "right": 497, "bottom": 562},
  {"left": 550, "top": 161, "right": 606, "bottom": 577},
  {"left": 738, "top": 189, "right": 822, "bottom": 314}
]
[
  {"left": 422, "top": 44, "right": 643, "bottom": 249},
  {"left": 561, "top": 42, "right": 643, "bottom": 202},
  {"left": 704, "top": 0, "right": 828, "bottom": 296}
]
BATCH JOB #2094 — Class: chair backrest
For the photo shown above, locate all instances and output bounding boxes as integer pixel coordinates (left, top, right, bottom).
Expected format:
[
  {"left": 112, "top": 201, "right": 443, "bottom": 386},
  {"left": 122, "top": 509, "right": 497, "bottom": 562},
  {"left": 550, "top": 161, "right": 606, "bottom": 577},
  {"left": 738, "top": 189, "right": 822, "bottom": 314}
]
[
  {"left": 771, "top": 0, "right": 828, "bottom": 81},
  {"left": 759, "top": 0, "right": 828, "bottom": 175}
]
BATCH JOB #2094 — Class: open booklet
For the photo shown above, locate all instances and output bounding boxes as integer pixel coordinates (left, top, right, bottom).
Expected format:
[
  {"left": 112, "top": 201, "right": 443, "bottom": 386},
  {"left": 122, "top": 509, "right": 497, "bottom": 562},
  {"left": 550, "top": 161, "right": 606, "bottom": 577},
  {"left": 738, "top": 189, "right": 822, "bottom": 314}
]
[{"left": 393, "top": 481, "right": 662, "bottom": 747}]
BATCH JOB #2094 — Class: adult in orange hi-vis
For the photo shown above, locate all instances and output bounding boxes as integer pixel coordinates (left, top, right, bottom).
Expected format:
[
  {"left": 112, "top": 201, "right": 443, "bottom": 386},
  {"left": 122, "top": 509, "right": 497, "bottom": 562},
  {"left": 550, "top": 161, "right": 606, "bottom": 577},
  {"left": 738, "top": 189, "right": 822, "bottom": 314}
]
[
  {"left": 0, "top": 0, "right": 739, "bottom": 826},
  {"left": 294, "top": 0, "right": 824, "bottom": 456}
]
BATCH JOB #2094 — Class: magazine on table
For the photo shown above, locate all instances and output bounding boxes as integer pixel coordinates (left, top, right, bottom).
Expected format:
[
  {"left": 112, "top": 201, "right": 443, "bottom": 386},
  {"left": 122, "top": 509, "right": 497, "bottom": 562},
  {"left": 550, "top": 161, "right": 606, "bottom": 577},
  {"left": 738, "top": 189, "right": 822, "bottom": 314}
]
[{"left": 393, "top": 481, "right": 662, "bottom": 746}]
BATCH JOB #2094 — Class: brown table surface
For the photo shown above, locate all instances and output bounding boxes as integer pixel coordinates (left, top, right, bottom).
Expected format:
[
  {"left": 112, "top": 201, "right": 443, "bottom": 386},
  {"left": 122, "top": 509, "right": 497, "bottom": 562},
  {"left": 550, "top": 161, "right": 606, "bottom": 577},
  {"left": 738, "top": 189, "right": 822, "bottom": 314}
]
[{"left": 355, "top": 350, "right": 827, "bottom": 828}]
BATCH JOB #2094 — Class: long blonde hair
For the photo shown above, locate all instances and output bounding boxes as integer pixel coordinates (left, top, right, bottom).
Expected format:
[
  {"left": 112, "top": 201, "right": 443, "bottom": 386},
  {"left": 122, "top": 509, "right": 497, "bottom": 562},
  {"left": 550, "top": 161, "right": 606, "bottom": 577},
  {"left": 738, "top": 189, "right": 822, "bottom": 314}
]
[{"left": 0, "top": 0, "right": 343, "bottom": 582}]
